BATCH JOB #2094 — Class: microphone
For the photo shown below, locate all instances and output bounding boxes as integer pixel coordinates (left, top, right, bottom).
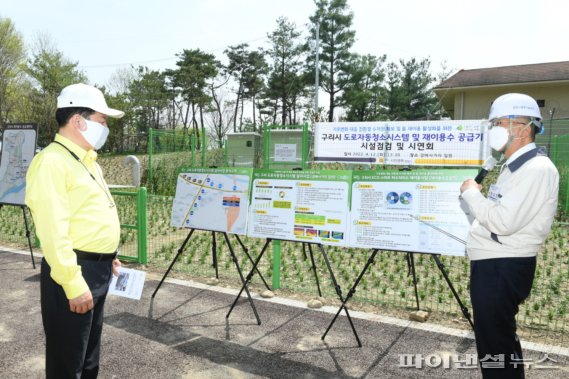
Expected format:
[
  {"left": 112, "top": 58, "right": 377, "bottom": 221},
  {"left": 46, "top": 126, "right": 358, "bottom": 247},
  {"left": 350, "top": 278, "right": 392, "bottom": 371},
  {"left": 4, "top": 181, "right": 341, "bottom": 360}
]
[{"left": 474, "top": 156, "right": 498, "bottom": 184}]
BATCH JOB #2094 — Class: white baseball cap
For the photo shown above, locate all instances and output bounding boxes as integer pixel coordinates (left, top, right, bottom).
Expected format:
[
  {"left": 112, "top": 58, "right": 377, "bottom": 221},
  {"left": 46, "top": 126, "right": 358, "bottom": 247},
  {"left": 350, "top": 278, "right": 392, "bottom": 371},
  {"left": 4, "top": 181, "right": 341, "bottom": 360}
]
[{"left": 57, "top": 83, "right": 124, "bottom": 118}]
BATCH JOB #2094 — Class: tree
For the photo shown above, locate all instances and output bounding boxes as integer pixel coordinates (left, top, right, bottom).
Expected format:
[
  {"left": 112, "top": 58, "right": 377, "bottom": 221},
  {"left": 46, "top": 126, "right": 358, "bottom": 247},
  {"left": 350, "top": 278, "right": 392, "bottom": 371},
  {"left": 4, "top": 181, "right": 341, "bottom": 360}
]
[
  {"left": 382, "top": 58, "right": 440, "bottom": 121},
  {"left": 0, "top": 16, "right": 25, "bottom": 126},
  {"left": 242, "top": 50, "right": 268, "bottom": 130},
  {"left": 168, "top": 49, "right": 219, "bottom": 147},
  {"left": 224, "top": 45, "right": 268, "bottom": 132},
  {"left": 127, "top": 66, "right": 170, "bottom": 133},
  {"left": 341, "top": 53, "right": 386, "bottom": 121},
  {"left": 309, "top": 0, "right": 355, "bottom": 122},
  {"left": 265, "top": 17, "right": 305, "bottom": 125},
  {"left": 224, "top": 44, "right": 248, "bottom": 132},
  {"left": 208, "top": 79, "right": 233, "bottom": 149},
  {"left": 25, "top": 34, "right": 87, "bottom": 146}
]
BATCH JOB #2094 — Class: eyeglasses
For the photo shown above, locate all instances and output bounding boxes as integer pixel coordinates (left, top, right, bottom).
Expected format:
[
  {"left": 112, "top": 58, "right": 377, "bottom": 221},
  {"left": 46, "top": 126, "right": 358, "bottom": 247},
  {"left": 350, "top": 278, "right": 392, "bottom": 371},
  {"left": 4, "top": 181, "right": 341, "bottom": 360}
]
[{"left": 489, "top": 118, "right": 529, "bottom": 128}]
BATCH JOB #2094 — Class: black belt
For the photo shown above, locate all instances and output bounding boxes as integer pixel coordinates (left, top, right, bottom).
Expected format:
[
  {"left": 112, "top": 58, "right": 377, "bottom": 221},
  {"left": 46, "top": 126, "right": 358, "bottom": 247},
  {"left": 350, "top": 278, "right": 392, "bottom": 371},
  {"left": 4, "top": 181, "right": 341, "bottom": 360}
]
[{"left": 73, "top": 249, "right": 117, "bottom": 262}]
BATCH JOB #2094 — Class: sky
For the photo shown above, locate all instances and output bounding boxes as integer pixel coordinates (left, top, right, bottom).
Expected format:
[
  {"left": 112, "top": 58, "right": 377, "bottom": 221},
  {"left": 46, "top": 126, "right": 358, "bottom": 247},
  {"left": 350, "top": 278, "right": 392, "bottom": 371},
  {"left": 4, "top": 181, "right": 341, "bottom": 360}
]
[{"left": 2, "top": 0, "right": 569, "bottom": 89}]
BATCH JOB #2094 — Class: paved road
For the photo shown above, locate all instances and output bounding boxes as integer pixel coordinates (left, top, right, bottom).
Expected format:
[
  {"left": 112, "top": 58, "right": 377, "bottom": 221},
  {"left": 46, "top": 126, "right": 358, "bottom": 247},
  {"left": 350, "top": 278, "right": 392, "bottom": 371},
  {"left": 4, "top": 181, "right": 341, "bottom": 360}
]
[{"left": 1, "top": 251, "right": 567, "bottom": 378}]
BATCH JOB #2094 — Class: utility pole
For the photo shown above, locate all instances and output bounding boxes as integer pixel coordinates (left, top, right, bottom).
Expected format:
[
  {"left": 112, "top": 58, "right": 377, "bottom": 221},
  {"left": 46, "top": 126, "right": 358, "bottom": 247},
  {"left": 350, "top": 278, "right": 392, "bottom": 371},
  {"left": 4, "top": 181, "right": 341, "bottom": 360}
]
[{"left": 314, "top": 21, "right": 320, "bottom": 122}]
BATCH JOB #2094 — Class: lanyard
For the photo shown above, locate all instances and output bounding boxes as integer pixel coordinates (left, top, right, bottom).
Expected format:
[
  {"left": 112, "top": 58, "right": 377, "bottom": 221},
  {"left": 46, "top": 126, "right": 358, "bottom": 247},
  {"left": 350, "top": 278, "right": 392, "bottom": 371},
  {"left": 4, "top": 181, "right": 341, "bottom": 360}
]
[{"left": 52, "top": 141, "right": 115, "bottom": 208}]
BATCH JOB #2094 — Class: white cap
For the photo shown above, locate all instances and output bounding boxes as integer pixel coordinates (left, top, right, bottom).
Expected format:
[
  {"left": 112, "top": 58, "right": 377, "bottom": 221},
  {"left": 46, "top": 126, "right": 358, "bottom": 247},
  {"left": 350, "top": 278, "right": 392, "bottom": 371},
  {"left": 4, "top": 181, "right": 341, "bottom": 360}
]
[
  {"left": 488, "top": 93, "right": 542, "bottom": 121},
  {"left": 57, "top": 83, "right": 124, "bottom": 118}
]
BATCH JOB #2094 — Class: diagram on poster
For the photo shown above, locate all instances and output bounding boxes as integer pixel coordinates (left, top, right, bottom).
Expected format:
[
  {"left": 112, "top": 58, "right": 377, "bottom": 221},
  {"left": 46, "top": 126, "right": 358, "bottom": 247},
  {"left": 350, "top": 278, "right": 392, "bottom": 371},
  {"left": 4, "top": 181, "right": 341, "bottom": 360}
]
[
  {"left": 349, "top": 170, "right": 476, "bottom": 256},
  {"left": 0, "top": 124, "right": 37, "bottom": 205},
  {"left": 170, "top": 168, "right": 252, "bottom": 234},
  {"left": 247, "top": 170, "right": 351, "bottom": 246}
]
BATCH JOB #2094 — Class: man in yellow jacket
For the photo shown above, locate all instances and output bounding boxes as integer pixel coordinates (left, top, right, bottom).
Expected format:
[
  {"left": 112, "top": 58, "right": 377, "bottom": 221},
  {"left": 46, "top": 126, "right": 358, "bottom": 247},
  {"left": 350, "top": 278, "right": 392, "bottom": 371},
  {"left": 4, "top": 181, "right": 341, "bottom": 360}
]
[{"left": 26, "top": 83, "right": 124, "bottom": 379}]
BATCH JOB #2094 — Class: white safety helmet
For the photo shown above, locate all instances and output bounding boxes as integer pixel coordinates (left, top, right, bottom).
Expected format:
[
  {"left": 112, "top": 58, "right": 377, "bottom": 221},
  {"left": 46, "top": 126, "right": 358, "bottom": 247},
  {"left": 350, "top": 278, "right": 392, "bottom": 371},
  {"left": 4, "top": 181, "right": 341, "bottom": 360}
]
[{"left": 488, "top": 93, "right": 542, "bottom": 121}]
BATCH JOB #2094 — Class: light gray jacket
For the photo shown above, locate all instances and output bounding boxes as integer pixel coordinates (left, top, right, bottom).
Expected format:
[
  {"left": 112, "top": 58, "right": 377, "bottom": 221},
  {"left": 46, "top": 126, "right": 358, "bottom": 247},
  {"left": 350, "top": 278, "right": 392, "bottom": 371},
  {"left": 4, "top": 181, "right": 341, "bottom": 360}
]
[{"left": 462, "top": 143, "right": 559, "bottom": 260}]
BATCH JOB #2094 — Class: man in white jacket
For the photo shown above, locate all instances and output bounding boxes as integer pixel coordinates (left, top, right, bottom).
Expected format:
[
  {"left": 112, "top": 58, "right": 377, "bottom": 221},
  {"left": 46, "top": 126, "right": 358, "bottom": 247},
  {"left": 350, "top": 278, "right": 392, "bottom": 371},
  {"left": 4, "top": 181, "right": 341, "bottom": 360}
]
[{"left": 460, "top": 93, "right": 559, "bottom": 379}]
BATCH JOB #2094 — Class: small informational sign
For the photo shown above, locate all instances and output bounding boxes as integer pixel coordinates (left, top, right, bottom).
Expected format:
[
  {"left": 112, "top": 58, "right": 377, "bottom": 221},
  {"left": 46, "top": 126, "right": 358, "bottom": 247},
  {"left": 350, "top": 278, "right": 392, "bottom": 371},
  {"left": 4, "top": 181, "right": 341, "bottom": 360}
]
[
  {"left": 170, "top": 167, "right": 253, "bottom": 234},
  {"left": 314, "top": 120, "right": 488, "bottom": 167},
  {"left": 108, "top": 267, "right": 146, "bottom": 300},
  {"left": 0, "top": 123, "right": 38, "bottom": 205},
  {"left": 349, "top": 169, "right": 476, "bottom": 256},
  {"left": 274, "top": 144, "right": 297, "bottom": 162},
  {"left": 247, "top": 170, "right": 352, "bottom": 246}
]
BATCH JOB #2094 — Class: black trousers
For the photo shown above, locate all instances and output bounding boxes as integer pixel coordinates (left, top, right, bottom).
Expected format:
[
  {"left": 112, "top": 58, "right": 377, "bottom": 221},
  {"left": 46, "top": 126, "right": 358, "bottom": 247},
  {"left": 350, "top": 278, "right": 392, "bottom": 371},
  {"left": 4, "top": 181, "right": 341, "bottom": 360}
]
[
  {"left": 470, "top": 256, "right": 536, "bottom": 379},
  {"left": 41, "top": 257, "right": 113, "bottom": 379}
]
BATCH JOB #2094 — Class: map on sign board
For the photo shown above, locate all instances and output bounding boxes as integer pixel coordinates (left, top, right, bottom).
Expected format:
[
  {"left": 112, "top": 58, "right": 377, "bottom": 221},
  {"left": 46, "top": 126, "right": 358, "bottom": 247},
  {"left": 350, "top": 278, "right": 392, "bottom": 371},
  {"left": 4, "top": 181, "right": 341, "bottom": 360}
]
[
  {"left": 0, "top": 124, "right": 37, "bottom": 206},
  {"left": 170, "top": 168, "right": 252, "bottom": 234},
  {"left": 348, "top": 170, "right": 476, "bottom": 256}
]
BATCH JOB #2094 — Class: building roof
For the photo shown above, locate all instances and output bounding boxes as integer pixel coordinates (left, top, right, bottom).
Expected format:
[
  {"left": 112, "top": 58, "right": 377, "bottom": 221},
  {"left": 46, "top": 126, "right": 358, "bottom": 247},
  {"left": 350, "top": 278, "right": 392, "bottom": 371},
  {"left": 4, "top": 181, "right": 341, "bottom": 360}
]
[{"left": 435, "top": 61, "right": 569, "bottom": 89}]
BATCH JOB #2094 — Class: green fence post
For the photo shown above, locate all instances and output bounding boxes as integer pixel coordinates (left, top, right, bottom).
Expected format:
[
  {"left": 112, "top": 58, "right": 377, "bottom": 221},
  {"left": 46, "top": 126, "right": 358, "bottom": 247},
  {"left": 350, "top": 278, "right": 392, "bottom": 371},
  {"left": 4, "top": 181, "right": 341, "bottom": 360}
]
[
  {"left": 262, "top": 124, "right": 268, "bottom": 169},
  {"left": 137, "top": 187, "right": 148, "bottom": 264},
  {"left": 552, "top": 135, "right": 558, "bottom": 164},
  {"left": 223, "top": 139, "right": 228, "bottom": 166},
  {"left": 272, "top": 240, "right": 281, "bottom": 290},
  {"left": 191, "top": 134, "right": 196, "bottom": 167},
  {"left": 148, "top": 128, "right": 154, "bottom": 186},
  {"left": 302, "top": 122, "right": 309, "bottom": 169},
  {"left": 201, "top": 126, "right": 206, "bottom": 167},
  {"left": 565, "top": 177, "right": 569, "bottom": 214}
]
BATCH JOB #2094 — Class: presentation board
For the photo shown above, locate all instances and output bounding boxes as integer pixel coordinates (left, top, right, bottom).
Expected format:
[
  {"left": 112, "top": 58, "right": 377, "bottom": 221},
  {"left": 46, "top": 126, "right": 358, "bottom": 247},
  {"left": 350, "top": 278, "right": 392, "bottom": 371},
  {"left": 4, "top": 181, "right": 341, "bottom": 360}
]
[
  {"left": 314, "top": 120, "right": 488, "bottom": 166},
  {"left": 169, "top": 167, "right": 479, "bottom": 256},
  {"left": 170, "top": 167, "right": 252, "bottom": 234},
  {"left": 349, "top": 170, "right": 476, "bottom": 256},
  {"left": 0, "top": 123, "right": 37, "bottom": 206},
  {"left": 247, "top": 170, "right": 352, "bottom": 246}
]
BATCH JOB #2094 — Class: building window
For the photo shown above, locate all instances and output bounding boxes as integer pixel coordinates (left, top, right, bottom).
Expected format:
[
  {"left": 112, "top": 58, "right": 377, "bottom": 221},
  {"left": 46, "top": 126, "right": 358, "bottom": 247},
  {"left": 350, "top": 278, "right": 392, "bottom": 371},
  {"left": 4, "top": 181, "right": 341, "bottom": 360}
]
[{"left": 536, "top": 99, "right": 545, "bottom": 107}]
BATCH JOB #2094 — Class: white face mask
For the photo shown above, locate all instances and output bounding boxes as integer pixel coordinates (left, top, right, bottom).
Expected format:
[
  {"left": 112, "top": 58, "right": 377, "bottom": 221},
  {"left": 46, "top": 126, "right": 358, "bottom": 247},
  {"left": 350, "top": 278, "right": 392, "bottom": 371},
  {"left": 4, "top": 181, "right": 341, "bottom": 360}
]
[
  {"left": 488, "top": 126, "right": 510, "bottom": 152},
  {"left": 487, "top": 120, "right": 529, "bottom": 152},
  {"left": 80, "top": 118, "right": 109, "bottom": 150}
]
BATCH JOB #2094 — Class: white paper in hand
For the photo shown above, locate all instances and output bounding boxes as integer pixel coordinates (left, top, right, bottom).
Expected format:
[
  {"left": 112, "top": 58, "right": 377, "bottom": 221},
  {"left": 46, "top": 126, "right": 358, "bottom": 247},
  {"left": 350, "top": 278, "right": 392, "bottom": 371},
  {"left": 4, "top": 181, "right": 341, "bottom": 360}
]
[{"left": 108, "top": 268, "right": 146, "bottom": 300}]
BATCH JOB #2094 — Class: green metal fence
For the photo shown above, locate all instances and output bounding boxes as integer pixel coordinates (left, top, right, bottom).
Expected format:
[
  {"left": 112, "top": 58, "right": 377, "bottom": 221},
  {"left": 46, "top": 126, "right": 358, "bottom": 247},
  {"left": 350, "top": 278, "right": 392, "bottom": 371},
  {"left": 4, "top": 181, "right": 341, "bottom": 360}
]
[{"left": 111, "top": 187, "right": 148, "bottom": 264}]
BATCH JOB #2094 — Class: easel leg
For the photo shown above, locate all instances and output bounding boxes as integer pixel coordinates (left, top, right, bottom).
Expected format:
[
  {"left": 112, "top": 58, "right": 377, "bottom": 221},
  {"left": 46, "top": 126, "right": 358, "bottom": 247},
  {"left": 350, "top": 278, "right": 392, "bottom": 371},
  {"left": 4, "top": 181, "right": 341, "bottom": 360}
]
[
  {"left": 212, "top": 231, "right": 218, "bottom": 279},
  {"left": 21, "top": 206, "right": 36, "bottom": 269},
  {"left": 432, "top": 254, "right": 474, "bottom": 330},
  {"left": 307, "top": 243, "right": 322, "bottom": 297},
  {"left": 223, "top": 233, "right": 261, "bottom": 325},
  {"left": 226, "top": 238, "right": 272, "bottom": 322},
  {"left": 406, "top": 253, "right": 420, "bottom": 310},
  {"left": 234, "top": 234, "right": 271, "bottom": 291},
  {"left": 152, "top": 229, "right": 195, "bottom": 298},
  {"left": 317, "top": 244, "right": 362, "bottom": 347},
  {"left": 302, "top": 242, "right": 308, "bottom": 261}
]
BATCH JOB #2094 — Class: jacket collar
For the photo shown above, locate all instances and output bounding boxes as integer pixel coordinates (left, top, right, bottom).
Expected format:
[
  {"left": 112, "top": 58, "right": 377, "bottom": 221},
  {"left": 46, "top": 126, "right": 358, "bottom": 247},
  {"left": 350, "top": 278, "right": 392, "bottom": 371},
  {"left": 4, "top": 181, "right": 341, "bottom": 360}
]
[{"left": 507, "top": 143, "right": 546, "bottom": 173}]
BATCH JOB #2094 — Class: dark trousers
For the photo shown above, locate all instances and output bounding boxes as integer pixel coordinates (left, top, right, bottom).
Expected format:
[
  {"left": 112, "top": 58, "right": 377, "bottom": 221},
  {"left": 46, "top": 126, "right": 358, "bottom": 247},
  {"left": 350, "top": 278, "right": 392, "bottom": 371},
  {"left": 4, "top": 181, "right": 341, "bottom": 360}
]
[
  {"left": 41, "top": 257, "right": 113, "bottom": 379},
  {"left": 470, "top": 257, "right": 536, "bottom": 379}
]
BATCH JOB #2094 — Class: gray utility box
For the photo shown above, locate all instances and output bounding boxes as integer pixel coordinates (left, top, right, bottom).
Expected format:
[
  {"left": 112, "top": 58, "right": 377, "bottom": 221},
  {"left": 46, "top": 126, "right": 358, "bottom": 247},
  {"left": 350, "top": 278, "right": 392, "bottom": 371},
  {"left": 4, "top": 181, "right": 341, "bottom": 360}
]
[{"left": 226, "top": 132, "right": 261, "bottom": 167}]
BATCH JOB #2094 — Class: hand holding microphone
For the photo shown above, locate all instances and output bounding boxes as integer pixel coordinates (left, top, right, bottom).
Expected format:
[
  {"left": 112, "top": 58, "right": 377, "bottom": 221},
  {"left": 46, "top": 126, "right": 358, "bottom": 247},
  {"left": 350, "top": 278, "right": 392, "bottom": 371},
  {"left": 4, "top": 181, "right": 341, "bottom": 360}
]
[
  {"left": 460, "top": 156, "right": 498, "bottom": 194},
  {"left": 474, "top": 156, "right": 498, "bottom": 184}
]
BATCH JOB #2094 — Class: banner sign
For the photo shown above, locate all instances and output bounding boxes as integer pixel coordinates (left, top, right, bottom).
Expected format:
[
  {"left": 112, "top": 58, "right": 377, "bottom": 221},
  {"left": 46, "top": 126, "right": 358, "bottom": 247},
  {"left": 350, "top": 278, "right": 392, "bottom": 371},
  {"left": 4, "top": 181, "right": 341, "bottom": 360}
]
[
  {"left": 349, "top": 169, "right": 476, "bottom": 256},
  {"left": 314, "top": 120, "right": 488, "bottom": 166},
  {"left": 171, "top": 167, "right": 253, "bottom": 235},
  {"left": 247, "top": 170, "right": 352, "bottom": 246},
  {"left": 0, "top": 123, "right": 38, "bottom": 206}
]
